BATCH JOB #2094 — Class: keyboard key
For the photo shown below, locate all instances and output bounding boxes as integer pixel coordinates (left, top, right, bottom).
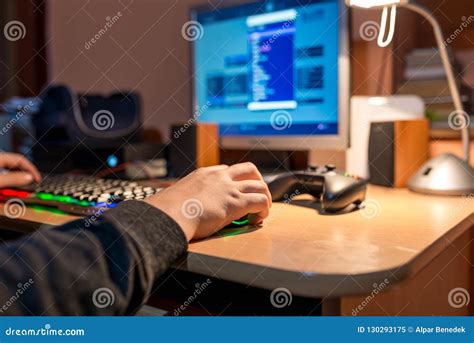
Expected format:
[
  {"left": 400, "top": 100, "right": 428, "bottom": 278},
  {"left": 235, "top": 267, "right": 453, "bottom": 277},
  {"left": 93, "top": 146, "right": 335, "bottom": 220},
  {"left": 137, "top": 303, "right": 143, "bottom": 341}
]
[{"left": 16, "top": 174, "right": 161, "bottom": 214}]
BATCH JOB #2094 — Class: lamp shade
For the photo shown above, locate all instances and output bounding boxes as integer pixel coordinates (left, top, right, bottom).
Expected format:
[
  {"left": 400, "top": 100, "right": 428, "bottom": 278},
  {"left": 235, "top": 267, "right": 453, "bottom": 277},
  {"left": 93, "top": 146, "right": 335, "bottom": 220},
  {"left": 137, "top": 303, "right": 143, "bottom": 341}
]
[{"left": 346, "top": 0, "right": 408, "bottom": 8}]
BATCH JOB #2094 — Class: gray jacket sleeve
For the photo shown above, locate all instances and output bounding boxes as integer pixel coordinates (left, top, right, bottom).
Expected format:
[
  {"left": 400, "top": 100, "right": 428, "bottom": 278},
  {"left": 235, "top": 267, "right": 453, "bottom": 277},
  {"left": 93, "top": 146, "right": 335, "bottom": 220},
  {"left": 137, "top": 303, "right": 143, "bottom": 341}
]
[{"left": 0, "top": 200, "right": 187, "bottom": 315}]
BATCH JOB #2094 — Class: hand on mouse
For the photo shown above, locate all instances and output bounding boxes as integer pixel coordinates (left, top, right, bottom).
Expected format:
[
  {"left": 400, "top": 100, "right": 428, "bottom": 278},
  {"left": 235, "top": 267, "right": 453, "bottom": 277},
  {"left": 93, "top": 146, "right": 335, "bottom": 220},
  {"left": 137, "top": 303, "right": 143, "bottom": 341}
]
[
  {"left": 145, "top": 162, "right": 272, "bottom": 241},
  {"left": 0, "top": 153, "right": 41, "bottom": 188}
]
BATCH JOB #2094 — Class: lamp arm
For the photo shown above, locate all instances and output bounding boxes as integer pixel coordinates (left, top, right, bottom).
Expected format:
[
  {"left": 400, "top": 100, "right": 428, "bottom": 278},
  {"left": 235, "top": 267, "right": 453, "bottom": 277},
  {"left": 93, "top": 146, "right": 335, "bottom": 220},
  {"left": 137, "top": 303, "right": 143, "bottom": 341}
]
[{"left": 401, "top": 2, "right": 470, "bottom": 162}]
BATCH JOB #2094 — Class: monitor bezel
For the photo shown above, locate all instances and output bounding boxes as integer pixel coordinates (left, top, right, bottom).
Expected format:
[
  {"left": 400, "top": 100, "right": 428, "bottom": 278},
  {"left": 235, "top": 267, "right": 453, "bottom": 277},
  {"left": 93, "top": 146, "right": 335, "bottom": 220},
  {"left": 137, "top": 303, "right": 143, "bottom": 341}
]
[{"left": 190, "top": 0, "right": 350, "bottom": 151}]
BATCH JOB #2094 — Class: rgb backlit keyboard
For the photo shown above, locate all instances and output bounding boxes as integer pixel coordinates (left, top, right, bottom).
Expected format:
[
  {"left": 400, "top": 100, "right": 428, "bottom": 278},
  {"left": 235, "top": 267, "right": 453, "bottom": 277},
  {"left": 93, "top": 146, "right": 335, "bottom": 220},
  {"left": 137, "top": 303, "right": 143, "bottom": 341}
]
[{"left": 0, "top": 175, "right": 162, "bottom": 216}]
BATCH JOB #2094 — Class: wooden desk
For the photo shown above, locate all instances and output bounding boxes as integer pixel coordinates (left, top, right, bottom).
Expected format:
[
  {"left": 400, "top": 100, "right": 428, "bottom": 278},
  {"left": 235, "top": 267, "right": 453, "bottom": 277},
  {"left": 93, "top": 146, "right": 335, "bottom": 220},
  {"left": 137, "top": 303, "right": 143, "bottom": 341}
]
[{"left": 0, "top": 186, "right": 472, "bottom": 316}]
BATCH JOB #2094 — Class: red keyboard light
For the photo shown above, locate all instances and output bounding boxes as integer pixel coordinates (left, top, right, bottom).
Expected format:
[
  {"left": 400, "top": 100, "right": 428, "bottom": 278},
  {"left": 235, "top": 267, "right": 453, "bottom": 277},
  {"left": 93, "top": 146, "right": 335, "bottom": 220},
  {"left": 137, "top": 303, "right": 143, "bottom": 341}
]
[{"left": 0, "top": 189, "right": 30, "bottom": 198}]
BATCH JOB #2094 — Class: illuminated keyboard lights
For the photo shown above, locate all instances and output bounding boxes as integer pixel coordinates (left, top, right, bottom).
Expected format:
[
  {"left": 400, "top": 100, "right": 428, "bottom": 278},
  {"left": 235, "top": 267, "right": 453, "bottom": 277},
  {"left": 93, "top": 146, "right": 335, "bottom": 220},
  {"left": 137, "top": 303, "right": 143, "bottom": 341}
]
[
  {"left": 36, "top": 193, "right": 92, "bottom": 207},
  {"left": 0, "top": 189, "right": 30, "bottom": 198}
]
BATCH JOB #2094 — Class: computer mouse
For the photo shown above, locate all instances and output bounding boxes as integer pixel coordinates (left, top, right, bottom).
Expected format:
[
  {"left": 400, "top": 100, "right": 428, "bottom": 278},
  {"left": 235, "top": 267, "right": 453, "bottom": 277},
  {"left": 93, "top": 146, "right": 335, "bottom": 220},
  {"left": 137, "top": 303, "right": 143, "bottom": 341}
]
[{"left": 226, "top": 215, "right": 250, "bottom": 228}]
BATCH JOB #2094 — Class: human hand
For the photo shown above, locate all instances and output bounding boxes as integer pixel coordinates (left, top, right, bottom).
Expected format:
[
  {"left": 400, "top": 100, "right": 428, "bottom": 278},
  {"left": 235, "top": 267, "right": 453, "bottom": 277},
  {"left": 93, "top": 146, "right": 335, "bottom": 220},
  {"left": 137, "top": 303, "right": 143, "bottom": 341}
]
[
  {"left": 0, "top": 153, "right": 41, "bottom": 188},
  {"left": 145, "top": 163, "right": 271, "bottom": 241}
]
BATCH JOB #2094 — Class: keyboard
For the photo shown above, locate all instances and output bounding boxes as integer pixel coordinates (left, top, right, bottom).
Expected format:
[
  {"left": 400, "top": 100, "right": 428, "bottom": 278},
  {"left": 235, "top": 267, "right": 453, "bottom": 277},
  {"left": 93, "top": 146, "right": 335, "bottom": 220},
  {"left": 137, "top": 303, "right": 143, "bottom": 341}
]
[{"left": 0, "top": 175, "right": 162, "bottom": 216}]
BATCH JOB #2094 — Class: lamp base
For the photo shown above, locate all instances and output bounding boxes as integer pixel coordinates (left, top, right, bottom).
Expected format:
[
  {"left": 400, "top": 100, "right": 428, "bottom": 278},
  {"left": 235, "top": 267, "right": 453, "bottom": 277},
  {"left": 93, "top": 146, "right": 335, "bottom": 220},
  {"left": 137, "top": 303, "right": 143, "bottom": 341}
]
[{"left": 408, "top": 153, "right": 474, "bottom": 195}]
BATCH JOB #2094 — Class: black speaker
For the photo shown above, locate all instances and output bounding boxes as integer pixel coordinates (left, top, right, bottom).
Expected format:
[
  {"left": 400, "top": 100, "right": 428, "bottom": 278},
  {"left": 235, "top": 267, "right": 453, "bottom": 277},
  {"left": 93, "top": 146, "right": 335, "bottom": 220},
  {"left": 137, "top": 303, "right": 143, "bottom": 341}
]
[
  {"left": 32, "top": 85, "right": 142, "bottom": 173},
  {"left": 169, "top": 123, "right": 220, "bottom": 178},
  {"left": 368, "top": 122, "right": 395, "bottom": 187}
]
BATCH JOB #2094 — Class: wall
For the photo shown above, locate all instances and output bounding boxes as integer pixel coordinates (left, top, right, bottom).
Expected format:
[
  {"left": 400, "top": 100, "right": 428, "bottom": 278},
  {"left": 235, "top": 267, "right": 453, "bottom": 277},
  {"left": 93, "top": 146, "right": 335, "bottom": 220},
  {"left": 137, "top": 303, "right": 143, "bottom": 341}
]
[
  {"left": 47, "top": 0, "right": 392, "bottom": 144},
  {"left": 414, "top": 0, "right": 474, "bottom": 50},
  {"left": 47, "top": 0, "right": 213, "bottom": 141}
]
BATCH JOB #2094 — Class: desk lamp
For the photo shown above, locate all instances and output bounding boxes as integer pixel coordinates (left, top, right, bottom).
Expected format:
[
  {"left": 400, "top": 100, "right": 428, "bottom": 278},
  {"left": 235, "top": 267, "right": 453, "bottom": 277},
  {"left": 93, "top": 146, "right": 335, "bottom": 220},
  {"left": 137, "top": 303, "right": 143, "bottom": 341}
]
[{"left": 346, "top": 0, "right": 473, "bottom": 195}]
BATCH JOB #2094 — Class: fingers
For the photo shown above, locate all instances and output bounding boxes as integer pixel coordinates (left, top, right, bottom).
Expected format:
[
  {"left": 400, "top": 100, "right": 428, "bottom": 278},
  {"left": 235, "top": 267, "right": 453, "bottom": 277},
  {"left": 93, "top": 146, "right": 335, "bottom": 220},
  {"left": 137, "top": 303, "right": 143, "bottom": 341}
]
[
  {"left": 227, "top": 162, "right": 263, "bottom": 182},
  {"left": 0, "top": 153, "right": 41, "bottom": 182},
  {"left": 227, "top": 164, "right": 271, "bottom": 225},
  {"left": 0, "top": 172, "right": 34, "bottom": 188},
  {"left": 203, "top": 164, "right": 229, "bottom": 171},
  {"left": 190, "top": 165, "right": 228, "bottom": 176},
  {"left": 241, "top": 193, "right": 270, "bottom": 224},
  {"left": 237, "top": 180, "right": 272, "bottom": 208}
]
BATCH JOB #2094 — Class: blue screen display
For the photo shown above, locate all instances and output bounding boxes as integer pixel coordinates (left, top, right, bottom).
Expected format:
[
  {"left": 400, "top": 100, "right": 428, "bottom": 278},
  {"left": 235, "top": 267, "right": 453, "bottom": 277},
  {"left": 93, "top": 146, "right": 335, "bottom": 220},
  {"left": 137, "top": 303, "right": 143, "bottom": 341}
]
[{"left": 193, "top": 0, "right": 340, "bottom": 137}]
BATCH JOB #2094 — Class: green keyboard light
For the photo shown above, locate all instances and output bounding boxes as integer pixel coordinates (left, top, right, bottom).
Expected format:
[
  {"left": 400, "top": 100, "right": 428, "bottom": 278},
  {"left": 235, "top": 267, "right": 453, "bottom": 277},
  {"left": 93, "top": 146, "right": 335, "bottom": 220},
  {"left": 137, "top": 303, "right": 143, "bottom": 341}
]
[{"left": 36, "top": 193, "right": 92, "bottom": 207}]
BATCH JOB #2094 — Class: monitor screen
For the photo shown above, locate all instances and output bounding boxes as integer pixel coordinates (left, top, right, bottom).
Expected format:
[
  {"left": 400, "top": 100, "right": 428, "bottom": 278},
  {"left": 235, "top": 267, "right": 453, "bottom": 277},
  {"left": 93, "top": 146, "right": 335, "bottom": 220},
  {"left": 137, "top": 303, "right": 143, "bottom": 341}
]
[{"left": 192, "top": 0, "right": 348, "bottom": 149}]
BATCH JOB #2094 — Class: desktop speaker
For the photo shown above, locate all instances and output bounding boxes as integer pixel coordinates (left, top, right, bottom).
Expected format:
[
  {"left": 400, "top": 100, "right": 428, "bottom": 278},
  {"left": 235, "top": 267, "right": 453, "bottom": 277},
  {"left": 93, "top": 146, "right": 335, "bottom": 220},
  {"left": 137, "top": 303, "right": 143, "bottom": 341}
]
[
  {"left": 368, "top": 120, "right": 429, "bottom": 188},
  {"left": 346, "top": 95, "right": 425, "bottom": 179},
  {"left": 169, "top": 123, "right": 220, "bottom": 178},
  {"left": 32, "top": 84, "right": 142, "bottom": 173}
]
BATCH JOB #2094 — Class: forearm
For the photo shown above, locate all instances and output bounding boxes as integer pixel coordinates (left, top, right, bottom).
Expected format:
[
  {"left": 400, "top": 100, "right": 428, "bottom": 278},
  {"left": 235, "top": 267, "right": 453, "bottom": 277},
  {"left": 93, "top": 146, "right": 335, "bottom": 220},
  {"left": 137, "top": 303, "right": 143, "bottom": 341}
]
[{"left": 0, "top": 201, "right": 187, "bottom": 316}]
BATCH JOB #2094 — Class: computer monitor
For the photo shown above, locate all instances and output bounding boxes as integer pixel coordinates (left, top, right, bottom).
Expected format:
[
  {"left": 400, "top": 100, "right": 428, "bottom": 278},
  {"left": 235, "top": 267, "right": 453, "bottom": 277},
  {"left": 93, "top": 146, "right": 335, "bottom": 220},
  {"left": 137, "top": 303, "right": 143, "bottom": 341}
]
[{"left": 191, "top": 0, "right": 349, "bottom": 150}]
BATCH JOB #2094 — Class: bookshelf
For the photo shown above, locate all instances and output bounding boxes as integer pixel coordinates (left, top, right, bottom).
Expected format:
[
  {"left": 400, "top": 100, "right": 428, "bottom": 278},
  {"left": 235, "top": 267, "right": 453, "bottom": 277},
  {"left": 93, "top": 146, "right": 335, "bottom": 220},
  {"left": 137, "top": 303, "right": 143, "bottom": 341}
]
[{"left": 351, "top": 2, "right": 473, "bottom": 140}]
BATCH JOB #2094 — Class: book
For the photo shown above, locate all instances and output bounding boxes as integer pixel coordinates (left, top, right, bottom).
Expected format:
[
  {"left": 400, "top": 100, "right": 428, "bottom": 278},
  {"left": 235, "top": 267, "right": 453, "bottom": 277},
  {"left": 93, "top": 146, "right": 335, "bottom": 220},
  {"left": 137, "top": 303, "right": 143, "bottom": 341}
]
[
  {"left": 397, "top": 79, "right": 457, "bottom": 98},
  {"left": 403, "top": 48, "right": 460, "bottom": 81},
  {"left": 404, "top": 67, "right": 447, "bottom": 80},
  {"left": 398, "top": 48, "right": 473, "bottom": 138}
]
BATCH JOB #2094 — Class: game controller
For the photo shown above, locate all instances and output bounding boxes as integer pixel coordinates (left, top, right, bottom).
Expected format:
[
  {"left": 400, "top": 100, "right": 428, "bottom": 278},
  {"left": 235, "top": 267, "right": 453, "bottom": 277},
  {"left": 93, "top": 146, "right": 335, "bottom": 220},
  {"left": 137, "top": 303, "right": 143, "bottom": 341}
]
[{"left": 266, "top": 165, "right": 368, "bottom": 212}]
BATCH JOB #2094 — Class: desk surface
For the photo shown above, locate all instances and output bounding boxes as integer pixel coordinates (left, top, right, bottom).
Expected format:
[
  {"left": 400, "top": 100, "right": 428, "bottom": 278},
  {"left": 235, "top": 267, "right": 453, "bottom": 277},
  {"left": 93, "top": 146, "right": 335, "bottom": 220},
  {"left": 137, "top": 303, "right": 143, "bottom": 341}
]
[{"left": 0, "top": 186, "right": 472, "bottom": 298}]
